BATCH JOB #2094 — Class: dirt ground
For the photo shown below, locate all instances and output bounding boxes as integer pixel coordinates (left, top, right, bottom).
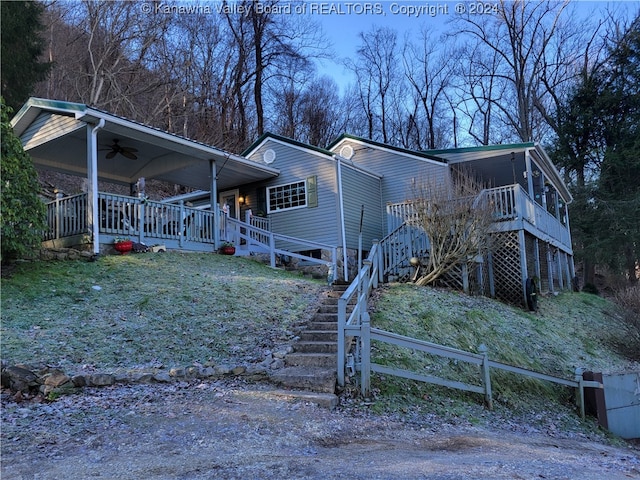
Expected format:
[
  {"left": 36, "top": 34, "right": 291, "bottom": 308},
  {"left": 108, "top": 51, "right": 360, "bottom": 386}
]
[{"left": 2, "top": 380, "right": 639, "bottom": 480}]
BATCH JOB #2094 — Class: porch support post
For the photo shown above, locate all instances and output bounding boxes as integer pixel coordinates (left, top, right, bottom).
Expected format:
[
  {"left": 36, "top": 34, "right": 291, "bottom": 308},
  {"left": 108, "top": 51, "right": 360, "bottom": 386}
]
[
  {"left": 547, "top": 244, "right": 555, "bottom": 293},
  {"left": 86, "top": 119, "right": 104, "bottom": 255},
  {"left": 533, "top": 238, "right": 541, "bottom": 282},
  {"left": 335, "top": 155, "right": 349, "bottom": 281},
  {"left": 525, "top": 150, "right": 534, "bottom": 199},
  {"left": 487, "top": 250, "right": 496, "bottom": 298},
  {"left": 210, "top": 159, "right": 219, "bottom": 249},
  {"left": 557, "top": 249, "right": 564, "bottom": 290},
  {"left": 518, "top": 229, "right": 529, "bottom": 306}
]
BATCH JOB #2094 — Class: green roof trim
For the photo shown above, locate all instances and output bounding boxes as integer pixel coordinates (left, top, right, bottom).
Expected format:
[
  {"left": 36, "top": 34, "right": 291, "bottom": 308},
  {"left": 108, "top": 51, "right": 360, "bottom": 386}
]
[
  {"left": 327, "top": 133, "right": 446, "bottom": 162},
  {"left": 424, "top": 142, "right": 535, "bottom": 155},
  {"left": 242, "top": 132, "right": 335, "bottom": 158}
]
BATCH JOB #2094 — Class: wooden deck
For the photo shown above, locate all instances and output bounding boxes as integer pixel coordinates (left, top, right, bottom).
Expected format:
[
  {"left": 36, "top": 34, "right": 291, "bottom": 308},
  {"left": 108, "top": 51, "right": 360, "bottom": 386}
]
[{"left": 385, "top": 184, "right": 575, "bottom": 305}]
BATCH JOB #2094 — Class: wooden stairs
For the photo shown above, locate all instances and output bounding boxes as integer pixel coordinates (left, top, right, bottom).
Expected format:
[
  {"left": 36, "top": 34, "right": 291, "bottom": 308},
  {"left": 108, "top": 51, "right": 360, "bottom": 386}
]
[{"left": 269, "top": 284, "right": 351, "bottom": 394}]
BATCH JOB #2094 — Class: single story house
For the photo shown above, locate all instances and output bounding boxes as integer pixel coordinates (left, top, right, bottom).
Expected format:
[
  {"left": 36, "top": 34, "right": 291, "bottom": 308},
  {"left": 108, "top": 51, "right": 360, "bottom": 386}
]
[{"left": 11, "top": 98, "right": 575, "bottom": 306}]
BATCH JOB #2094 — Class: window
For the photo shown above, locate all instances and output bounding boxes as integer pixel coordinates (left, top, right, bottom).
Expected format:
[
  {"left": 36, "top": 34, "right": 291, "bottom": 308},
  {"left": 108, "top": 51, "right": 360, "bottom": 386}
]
[{"left": 268, "top": 181, "right": 307, "bottom": 212}]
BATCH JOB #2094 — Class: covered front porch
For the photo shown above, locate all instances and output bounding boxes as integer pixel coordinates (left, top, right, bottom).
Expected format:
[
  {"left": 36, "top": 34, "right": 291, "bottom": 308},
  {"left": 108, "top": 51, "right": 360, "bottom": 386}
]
[{"left": 11, "top": 98, "right": 280, "bottom": 254}]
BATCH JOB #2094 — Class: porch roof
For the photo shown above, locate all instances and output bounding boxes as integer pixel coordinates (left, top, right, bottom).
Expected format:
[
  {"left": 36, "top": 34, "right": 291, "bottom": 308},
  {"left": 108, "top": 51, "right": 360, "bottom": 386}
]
[
  {"left": 424, "top": 143, "right": 573, "bottom": 204},
  {"left": 11, "top": 97, "right": 279, "bottom": 191}
]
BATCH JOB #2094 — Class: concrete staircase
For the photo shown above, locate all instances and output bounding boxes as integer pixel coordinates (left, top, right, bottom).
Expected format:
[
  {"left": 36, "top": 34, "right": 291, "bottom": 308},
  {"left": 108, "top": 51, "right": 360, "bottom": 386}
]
[{"left": 269, "top": 284, "right": 351, "bottom": 394}]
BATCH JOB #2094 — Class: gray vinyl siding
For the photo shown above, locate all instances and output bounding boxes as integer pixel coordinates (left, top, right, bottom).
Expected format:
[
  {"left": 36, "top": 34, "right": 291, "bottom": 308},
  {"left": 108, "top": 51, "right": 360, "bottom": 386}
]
[
  {"left": 245, "top": 140, "right": 341, "bottom": 248},
  {"left": 340, "top": 165, "right": 383, "bottom": 251},
  {"left": 333, "top": 140, "right": 449, "bottom": 205},
  {"left": 21, "top": 112, "right": 84, "bottom": 151}
]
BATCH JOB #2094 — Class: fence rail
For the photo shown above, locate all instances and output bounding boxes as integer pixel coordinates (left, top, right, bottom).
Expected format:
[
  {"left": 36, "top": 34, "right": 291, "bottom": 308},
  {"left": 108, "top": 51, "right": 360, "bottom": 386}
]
[{"left": 338, "top": 221, "right": 601, "bottom": 418}]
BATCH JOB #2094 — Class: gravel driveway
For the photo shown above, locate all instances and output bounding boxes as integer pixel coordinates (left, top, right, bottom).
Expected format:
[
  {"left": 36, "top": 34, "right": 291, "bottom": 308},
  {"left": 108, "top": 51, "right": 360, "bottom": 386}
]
[{"left": 2, "top": 379, "right": 639, "bottom": 480}]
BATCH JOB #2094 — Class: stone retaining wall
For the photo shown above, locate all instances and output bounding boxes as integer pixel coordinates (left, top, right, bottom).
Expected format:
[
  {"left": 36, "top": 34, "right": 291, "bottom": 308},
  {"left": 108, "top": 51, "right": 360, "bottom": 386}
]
[{"left": 1, "top": 362, "right": 271, "bottom": 400}]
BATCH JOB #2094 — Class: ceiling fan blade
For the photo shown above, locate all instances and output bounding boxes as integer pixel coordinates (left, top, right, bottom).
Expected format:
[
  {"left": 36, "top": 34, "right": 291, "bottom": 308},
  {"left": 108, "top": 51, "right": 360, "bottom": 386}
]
[
  {"left": 122, "top": 146, "right": 138, "bottom": 153},
  {"left": 106, "top": 150, "right": 117, "bottom": 159},
  {"left": 122, "top": 151, "right": 138, "bottom": 160}
]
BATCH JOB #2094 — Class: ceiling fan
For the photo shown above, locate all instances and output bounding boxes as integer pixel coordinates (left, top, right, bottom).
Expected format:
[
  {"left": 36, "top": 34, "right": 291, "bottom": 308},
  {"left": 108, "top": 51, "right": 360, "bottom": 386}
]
[{"left": 103, "top": 139, "right": 138, "bottom": 160}]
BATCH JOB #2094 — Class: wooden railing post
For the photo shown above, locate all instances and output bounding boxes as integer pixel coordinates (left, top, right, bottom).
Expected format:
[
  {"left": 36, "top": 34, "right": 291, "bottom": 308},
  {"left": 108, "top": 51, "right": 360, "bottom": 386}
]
[
  {"left": 337, "top": 296, "right": 347, "bottom": 387},
  {"left": 178, "top": 201, "right": 185, "bottom": 247},
  {"left": 361, "top": 311, "right": 371, "bottom": 399},
  {"left": 575, "top": 367, "right": 585, "bottom": 419},
  {"left": 55, "top": 194, "right": 62, "bottom": 240},
  {"left": 479, "top": 344, "right": 493, "bottom": 410},
  {"left": 269, "top": 232, "right": 276, "bottom": 268},
  {"left": 138, "top": 201, "right": 145, "bottom": 244}
]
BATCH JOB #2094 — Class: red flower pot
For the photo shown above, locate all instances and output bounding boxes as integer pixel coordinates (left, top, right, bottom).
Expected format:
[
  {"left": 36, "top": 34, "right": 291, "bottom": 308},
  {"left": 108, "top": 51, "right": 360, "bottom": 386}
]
[
  {"left": 114, "top": 240, "right": 133, "bottom": 255},
  {"left": 219, "top": 246, "right": 235, "bottom": 255}
]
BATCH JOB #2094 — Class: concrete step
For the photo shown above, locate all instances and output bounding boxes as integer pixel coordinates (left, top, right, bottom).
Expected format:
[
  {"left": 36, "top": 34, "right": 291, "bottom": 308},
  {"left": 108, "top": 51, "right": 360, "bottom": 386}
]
[
  {"left": 285, "top": 352, "right": 336, "bottom": 368},
  {"left": 312, "top": 312, "right": 338, "bottom": 323},
  {"left": 294, "top": 341, "right": 338, "bottom": 353},
  {"left": 307, "top": 321, "right": 337, "bottom": 331},
  {"left": 269, "top": 366, "right": 336, "bottom": 394},
  {"left": 299, "top": 330, "right": 338, "bottom": 342}
]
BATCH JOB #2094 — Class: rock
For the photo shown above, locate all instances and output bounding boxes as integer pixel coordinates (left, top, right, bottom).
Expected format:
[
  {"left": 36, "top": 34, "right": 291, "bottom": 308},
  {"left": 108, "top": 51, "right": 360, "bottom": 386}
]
[
  {"left": 72, "top": 375, "right": 87, "bottom": 387},
  {"left": 200, "top": 367, "right": 216, "bottom": 377},
  {"left": 132, "top": 373, "right": 155, "bottom": 384},
  {"left": 231, "top": 366, "right": 246, "bottom": 375},
  {"left": 270, "top": 359, "right": 285, "bottom": 370},
  {"left": 186, "top": 366, "right": 199, "bottom": 377},
  {"left": 43, "top": 369, "right": 71, "bottom": 388},
  {"left": 88, "top": 374, "right": 115, "bottom": 386},
  {"left": 2, "top": 366, "right": 40, "bottom": 392},
  {"left": 153, "top": 373, "right": 172, "bottom": 383},
  {"left": 214, "top": 365, "right": 232, "bottom": 375},
  {"left": 169, "top": 367, "right": 186, "bottom": 377}
]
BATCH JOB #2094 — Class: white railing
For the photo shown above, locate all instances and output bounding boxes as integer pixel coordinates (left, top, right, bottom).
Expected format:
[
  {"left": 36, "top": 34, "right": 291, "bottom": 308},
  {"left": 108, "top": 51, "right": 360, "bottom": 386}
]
[
  {"left": 44, "top": 193, "right": 88, "bottom": 240},
  {"left": 224, "top": 215, "right": 338, "bottom": 276},
  {"left": 45, "top": 193, "right": 217, "bottom": 248},
  {"left": 387, "top": 184, "right": 572, "bottom": 252}
]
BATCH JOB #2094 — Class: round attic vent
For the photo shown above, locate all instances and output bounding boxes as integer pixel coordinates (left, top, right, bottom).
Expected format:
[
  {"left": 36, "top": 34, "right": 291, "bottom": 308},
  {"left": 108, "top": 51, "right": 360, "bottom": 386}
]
[
  {"left": 339, "top": 145, "right": 354, "bottom": 160},
  {"left": 263, "top": 149, "right": 276, "bottom": 164}
]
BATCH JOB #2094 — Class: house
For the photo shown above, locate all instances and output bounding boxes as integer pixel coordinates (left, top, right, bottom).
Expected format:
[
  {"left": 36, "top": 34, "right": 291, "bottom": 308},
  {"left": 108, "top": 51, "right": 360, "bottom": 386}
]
[
  {"left": 327, "top": 135, "right": 575, "bottom": 305},
  {"left": 11, "top": 97, "right": 575, "bottom": 307}
]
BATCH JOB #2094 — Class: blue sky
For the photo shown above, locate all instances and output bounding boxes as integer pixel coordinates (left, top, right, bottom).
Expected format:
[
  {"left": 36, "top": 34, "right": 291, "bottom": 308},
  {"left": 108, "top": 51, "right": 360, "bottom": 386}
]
[{"left": 308, "top": 0, "right": 639, "bottom": 90}]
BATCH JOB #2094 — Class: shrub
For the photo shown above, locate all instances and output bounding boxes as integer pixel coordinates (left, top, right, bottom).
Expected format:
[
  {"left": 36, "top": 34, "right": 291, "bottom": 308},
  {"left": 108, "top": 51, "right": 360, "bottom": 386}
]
[
  {"left": 614, "top": 283, "right": 640, "bottom": 329},
  {"left": 582, "top": 283, "right": 599, "bottom": 295},
  {"left": 1, "top": 99, "right": 46, "bottom": 263}
]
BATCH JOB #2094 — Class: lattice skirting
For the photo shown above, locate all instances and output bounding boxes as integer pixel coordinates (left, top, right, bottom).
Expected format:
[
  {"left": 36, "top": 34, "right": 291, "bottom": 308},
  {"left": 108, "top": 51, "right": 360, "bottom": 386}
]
[{"left": 490, "top": 231, "right": 523, "bottom": 305}]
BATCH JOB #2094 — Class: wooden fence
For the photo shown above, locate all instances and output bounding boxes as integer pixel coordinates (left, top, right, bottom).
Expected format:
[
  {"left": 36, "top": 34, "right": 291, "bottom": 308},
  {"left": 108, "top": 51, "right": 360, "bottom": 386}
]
[{"left": 338, "top": 228, "right": 602, "bottom": 418}]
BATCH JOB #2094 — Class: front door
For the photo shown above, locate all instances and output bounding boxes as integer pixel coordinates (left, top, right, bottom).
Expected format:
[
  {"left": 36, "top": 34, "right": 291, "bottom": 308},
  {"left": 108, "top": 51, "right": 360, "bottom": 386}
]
[{"left": 219, "top": 189, "right": 240, "bottom": 219}]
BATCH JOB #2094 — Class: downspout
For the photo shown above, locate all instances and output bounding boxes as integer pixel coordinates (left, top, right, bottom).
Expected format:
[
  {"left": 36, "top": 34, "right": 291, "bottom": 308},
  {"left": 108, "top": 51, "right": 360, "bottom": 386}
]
[
  {"left": 87, "top": 119, "right": 105, "bottom": 255},
  {"left": 334, "top": 155, "right": 349, "bottom": 281}
]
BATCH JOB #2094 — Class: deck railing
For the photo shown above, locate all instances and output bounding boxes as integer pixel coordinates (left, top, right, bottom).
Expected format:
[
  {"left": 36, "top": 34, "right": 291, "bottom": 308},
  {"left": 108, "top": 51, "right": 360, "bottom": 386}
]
[
  {"left": 44, "top": 193, "right": 88, "bottom": 241},
  {"left": 224, "top": 215, "right": 338, "bottom": 276},
  {"left": 338, "top": 234, "right": 602, "bottom": 417},
  {"left": 45, "top": 193, "right": 218, "bottom": 249},
  {"left": 387, "top": 184, "right": 572, "bottom": 251}
]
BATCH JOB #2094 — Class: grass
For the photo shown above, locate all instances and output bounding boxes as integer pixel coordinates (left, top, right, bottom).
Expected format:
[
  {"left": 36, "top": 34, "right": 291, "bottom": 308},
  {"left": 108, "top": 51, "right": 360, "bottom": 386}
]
[
  {"left": 366, "top": 283, "right": 639, "bottom": 416},
  {"left": 3, "top": 254, "right": 638, "bottom": 434},
  {"left": 1, "top": 253, "right": 325, "bottom": 372}
]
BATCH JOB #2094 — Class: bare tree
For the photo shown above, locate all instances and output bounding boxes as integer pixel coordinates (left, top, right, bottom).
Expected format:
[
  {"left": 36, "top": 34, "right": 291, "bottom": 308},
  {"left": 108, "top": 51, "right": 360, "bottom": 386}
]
[
  {"left": 454, "top": 0, "right": 572, "bottom": 142},
  {"left": 412, "top": 169, "right": 496, "bottom": 286},
  {"left": 402, "top": 29, "right": 455, "bottom": 149},
  {"left": 37, "top": 0, "right": 174, "bottom": 122},
  {"left": 347, "top": 26, "right": 400, "bottom": 143}
]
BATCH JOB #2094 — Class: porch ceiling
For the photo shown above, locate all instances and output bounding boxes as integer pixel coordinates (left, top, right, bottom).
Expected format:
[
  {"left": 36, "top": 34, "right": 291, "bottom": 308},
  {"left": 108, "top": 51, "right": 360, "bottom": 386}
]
[{"left": 11, "top": 98, "right": 279, "bottom": 191}]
